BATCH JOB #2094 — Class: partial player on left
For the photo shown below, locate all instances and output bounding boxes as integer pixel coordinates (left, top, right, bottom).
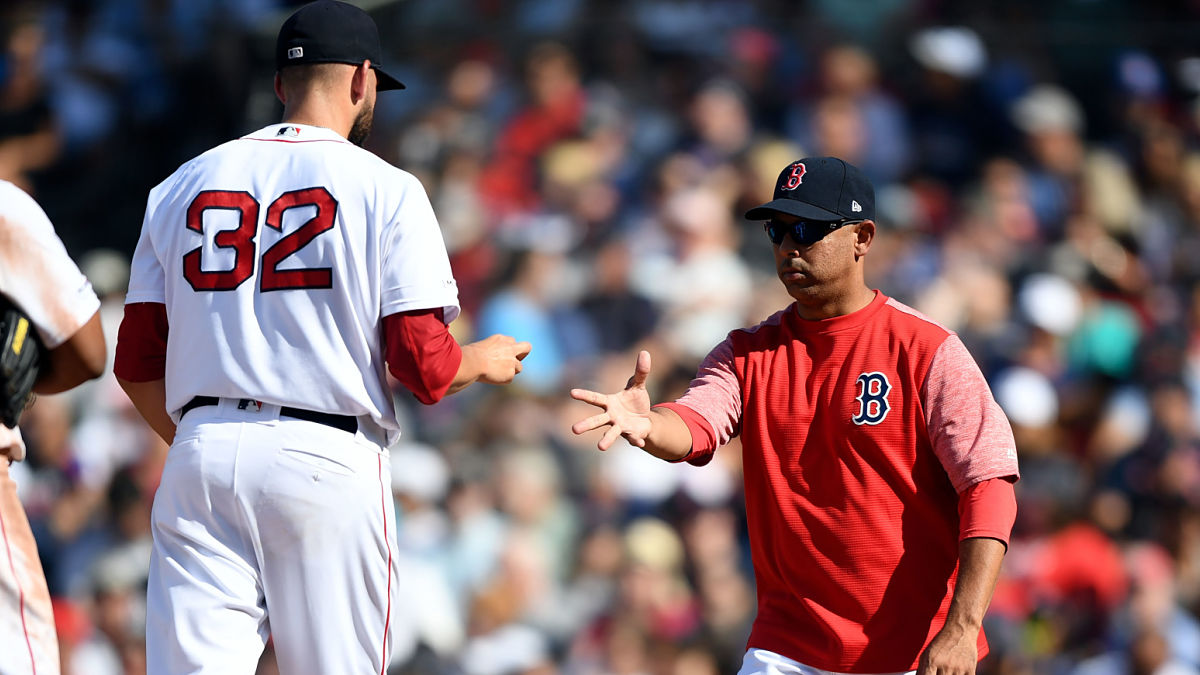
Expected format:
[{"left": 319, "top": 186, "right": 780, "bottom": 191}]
[{"left": 0, "top": 179, "right": 106, "bottom": 674}]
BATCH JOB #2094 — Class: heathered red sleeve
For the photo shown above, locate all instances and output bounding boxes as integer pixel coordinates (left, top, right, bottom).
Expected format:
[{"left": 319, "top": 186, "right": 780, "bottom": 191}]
[
  {"left": 958, "top": 477, "right": 1017, "bottom": 547},
  {"left": 383, "top": 308, "right": 463, "bottom": 405},
  {"left": 923, "top": 334, "right": 1020, "bottom": 492},
  {"left": 649, "top": 336, "right": 743, "bottom": 466},
  {"left": 114, "top": 302, "right": 168, "bottom": 382}
]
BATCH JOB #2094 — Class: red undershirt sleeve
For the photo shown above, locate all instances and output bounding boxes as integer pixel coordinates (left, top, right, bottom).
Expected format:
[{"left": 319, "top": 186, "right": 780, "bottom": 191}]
[
  {"left": 653, "top": 402, "right": 717, "bottom": 467},
  {"left": 114, "top": 302, "right": 169, "bottom": 382},
  {"left": 382, "top": 308, "right": 463, "bottom": 405},
  {"left": 958, "top": 476, "right": 1018, "bottom": 549}
]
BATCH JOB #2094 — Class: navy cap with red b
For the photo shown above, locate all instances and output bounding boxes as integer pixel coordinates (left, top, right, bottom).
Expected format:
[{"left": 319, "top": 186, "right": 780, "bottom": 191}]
[
  {"left": 276, "top": 0, "right": 406, "bottom": 91},
  {"left": 745, "top": 156, "right": 875, "bottom": 222}
]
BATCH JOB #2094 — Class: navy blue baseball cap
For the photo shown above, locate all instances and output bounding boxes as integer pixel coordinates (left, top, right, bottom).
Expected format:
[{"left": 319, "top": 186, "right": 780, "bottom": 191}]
[
  {"left": 745, "top": 156, "right": 875, "bottom": 222},
  {"left": 276, "top": 0, "right": 406, "bottom": 91}
]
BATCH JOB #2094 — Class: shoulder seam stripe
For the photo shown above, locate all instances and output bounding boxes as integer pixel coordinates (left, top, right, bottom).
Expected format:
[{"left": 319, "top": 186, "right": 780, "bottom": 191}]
[{"left": 884, "top": 297, "right": 954, "bottom": 334}]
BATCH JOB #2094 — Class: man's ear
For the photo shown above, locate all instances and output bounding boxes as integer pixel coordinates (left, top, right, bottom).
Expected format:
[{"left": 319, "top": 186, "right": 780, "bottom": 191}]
[
  {"left": 350, "top": 60, "right": 372, "bottom": 104},
  {"left": 274, "top": 72, "right": 286, "bottom": 105},
  {"left": 853, "top": 220, "right": 876, "bottom": 257}
]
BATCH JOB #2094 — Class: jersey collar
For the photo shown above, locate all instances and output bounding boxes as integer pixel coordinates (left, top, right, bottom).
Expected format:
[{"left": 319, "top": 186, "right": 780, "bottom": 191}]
[
  {"left": 244, "top": 123, "right": 352, "bottom": 144},
  {"left": 787, "top": 290, "right": 888, "bottom": 335}
]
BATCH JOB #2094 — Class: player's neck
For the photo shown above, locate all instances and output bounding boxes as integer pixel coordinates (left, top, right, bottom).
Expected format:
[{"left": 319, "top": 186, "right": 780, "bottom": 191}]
[{"left": 281, "top": 104, "right": 353, "bottom": 141}]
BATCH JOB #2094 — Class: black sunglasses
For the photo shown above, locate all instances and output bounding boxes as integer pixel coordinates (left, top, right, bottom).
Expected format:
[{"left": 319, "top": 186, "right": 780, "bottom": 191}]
[{"left": 764, "top": 218, "right": 864, "bottom": 246}]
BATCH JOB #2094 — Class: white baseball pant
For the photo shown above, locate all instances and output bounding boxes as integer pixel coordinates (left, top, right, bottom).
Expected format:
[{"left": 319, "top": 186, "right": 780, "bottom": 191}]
[
  {"left": 0, "top": 448, "right": 61, "bottom": 675},
  {"left": 737, "top": 648, "right": 916, "bottom": 675},
  {"left": 146, "top": 399, "right": 399, "bottom": 674}
]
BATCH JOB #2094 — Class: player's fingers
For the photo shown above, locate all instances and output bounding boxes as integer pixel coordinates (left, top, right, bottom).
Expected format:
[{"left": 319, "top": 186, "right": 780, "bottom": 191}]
[
  {"left": 628, "top": 350, "right": 652, "bottom": 388},
  {"left": 598, "top": 424, "right": 623, "bottom": 452},
  {"left": 571, "top": 412, "right": 611, "bottom": 435},
  {"left": 513, "top": 341, "right": 532, "bottom": 359}
]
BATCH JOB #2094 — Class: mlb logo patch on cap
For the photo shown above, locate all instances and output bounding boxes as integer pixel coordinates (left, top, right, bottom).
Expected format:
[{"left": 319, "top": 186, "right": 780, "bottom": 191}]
[{"left": 288, "top": 47, "right": 303, "bottom": 59}]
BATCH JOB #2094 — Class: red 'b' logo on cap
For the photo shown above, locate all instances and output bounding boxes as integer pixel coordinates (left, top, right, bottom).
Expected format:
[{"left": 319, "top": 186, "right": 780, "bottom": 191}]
[{"left": 782, "top": 162, "right": 806, "bottom": 190}]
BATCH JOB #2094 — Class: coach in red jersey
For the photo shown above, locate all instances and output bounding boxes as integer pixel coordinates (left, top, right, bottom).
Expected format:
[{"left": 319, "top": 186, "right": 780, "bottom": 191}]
[{"left": 571, "top": 156, "right": 1019, "bottom": 675}]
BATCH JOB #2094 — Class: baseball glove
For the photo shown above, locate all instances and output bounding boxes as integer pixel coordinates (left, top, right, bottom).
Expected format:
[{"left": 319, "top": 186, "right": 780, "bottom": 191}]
[{"left": 0, "top": 297, "right": 43, "bottom": 428}]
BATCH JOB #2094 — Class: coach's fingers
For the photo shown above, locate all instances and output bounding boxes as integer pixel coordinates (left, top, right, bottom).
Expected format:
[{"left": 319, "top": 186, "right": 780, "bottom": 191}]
[
  {"left": 572, "top": 412, "right": 611, "bottom": 435},
  {"left": 570, "top": 388, "right": 609, "bottom": 407},
  {"left": 598, "top": 424, "right": 623, "bottom": 452},
  {"left": 626, "top": 350, "right": 652, "bottom": 389}
]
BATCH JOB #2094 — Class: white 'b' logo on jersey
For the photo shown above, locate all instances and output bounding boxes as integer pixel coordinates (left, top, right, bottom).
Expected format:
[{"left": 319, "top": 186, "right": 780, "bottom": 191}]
[{"left": 853, "top": 372, "right": 891, "bottom": 425}]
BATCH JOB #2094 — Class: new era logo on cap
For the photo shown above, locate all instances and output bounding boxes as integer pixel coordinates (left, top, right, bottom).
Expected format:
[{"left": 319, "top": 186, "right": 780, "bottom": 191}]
[{"left": 744, "top": 156, "right": 876, "bottom": 223}]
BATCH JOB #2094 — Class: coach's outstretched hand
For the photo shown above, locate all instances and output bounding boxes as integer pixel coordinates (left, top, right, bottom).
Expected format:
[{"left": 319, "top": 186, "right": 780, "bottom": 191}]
[{"left": 570, "top": 350, "right": 657, "bottom": 451}]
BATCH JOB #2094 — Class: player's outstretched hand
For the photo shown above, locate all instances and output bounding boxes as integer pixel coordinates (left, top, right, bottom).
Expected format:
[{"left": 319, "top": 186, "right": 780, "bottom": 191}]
[
  {"left": 571, "top": 350, "right": 654, "bottom": 451},
  {"left": 468, "top": 334, "right": 532, "bottom": 385}
]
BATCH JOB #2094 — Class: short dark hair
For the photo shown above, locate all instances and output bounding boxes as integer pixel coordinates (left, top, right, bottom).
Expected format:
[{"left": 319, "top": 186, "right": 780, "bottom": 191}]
[{"left": 278, "top": 61, "right": 352, "bottom": 92}]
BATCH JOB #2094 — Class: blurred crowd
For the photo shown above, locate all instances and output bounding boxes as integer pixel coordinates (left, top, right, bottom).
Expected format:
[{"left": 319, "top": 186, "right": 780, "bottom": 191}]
[{"left": 5, "top": 0, "right": 1200, "bottom": 673}]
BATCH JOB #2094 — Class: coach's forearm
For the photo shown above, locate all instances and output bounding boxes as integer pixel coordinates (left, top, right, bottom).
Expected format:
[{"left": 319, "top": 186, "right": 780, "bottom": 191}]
[
  {"left": 945, "top": 537, "right": 1006, "bottom": 633},
  {"left": 918, "top": 536, "right": 1007, "bottom": 673},
  {"left": 116, "top": 377, "right": 176, "bottom": 444},
  {"left": 641, "top": 406, "right": 693, "bottom": 462}
]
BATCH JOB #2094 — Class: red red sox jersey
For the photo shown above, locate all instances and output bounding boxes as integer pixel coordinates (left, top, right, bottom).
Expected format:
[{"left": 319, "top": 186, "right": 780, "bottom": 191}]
[
  {"left": 125, "top": 124, "right": 459, "bottom": 441},
  {"left": 665, "top": 291, "right": 1019, "bottom": 673}
]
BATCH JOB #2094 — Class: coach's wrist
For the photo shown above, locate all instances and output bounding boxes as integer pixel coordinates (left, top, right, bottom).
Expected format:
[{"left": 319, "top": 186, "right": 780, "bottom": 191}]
[{"left": 940, "top": 612, "right": 983, "bottom": 636}]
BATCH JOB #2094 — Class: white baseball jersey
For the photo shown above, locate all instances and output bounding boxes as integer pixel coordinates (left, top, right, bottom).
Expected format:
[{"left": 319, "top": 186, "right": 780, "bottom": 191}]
[
  {"left": 0, "top": 180, "right": 101, "bottom": 348},
  {"left": 125, "top": 123, "right": 459, "bottom": 439},
  {"left": 0, "top": 179, "right": 99, "bottom": 675}
]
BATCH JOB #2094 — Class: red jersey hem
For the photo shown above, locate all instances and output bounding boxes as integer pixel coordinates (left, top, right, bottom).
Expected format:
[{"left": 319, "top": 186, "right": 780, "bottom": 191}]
[
  {"left": 957, "top": 477, "right": 1017, "bottom": 548},
  {"left": 653, "top": 402, "right": 716, "bottom": 466},
  {"left": 746, "top": 629, "right": 989, "bottom": 673}
]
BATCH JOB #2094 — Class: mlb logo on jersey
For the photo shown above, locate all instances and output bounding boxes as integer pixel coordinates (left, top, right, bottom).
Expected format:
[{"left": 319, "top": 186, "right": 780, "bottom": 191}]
[{"left": 277, "top": 126, "right": 302, "bottom": 137}]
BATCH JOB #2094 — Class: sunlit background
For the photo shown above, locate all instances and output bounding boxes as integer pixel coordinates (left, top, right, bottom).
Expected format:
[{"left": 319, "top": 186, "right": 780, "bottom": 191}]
[{"left": 5, "top": 0, "right": 1200, "bottom": 673}]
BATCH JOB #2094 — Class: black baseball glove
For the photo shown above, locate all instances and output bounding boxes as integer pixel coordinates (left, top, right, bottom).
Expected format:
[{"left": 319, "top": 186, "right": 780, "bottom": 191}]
[{"left": 0, "top": 297, "right": 43, "bottom": 428}]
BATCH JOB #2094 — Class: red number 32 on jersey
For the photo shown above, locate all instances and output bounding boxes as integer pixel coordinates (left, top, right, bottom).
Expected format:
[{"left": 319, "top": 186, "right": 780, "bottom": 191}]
[{"left": 183, "top": 187, "right": 338, "bottom": 292}]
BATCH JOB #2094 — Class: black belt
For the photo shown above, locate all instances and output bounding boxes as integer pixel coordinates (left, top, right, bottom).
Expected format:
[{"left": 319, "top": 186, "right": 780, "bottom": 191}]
[{"left": 180, "top": 396, "right": 358, "bottom": 434}]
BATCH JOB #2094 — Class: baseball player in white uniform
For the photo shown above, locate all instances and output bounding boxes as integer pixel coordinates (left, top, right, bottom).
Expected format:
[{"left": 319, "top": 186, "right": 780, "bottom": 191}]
[
  {"left": 112, "top": 2, "right": 531, "bottom": 673},
  {"left": 0, "top": 179, "right": 106, "bottom": 675}
]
